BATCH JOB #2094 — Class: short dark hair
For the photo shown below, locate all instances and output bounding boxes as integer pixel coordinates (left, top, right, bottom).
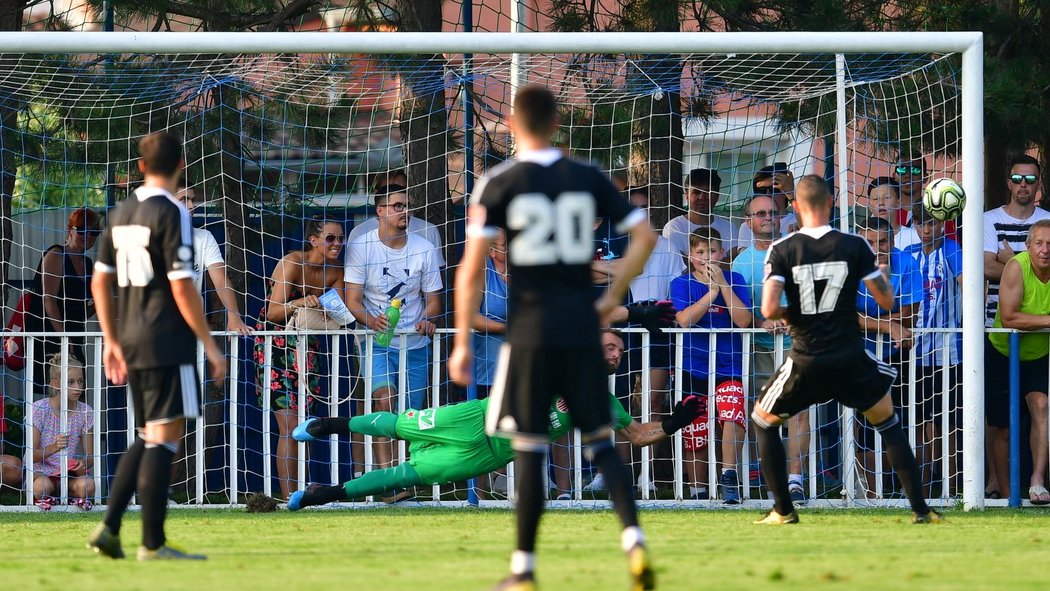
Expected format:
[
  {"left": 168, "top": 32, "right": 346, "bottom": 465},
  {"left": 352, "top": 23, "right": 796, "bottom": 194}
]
[
  {"left": 794, "top": 174, "right": 831, "bottom": 208},
  {"left": 1010, "top": 154, "right": 1041, "bottom": 175},
  {"left": 867, "top": 176, "right": 900, "bottom": 196},
  {"left": 513, "top": 85, "right": 559, "bottom": 137},
  {"left": 374, "top": 184, "right": 407, "bottom": 207},
  {"left": 688, "top": 226, "right": 723, "bottom": 250},
  {"left": 856, "top": 215, "right": 893, "bottom": 235},
  {"left": 137, "top": 131, "right": 183, "bottom": 177},
  {"left": 372, "top": 168, "right": 407, "bottom": 193},
  {"left": 686, "top": 168, "right": 722, "bottom": 192}
]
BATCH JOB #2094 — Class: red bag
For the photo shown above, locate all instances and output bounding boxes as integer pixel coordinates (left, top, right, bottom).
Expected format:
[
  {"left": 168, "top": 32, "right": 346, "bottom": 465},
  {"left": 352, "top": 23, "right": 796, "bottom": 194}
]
[{"left": 2, "top": 292, "right": 32, "bottom": 371}]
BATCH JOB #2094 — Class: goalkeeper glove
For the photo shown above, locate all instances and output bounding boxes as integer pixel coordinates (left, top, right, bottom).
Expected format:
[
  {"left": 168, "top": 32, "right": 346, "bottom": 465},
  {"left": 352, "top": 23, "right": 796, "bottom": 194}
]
[
  {"left": 625, "top": 299, "right": 677, "bottom": 335},
  {"left": 661, "top": 395, "right": 703, "bottom": 435}
]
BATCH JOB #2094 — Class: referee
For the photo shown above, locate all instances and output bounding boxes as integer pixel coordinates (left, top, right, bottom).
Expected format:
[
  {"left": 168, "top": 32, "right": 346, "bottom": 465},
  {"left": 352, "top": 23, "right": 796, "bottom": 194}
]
[{"left": 88, "top": 131, "right": 225, "bottom": 560}]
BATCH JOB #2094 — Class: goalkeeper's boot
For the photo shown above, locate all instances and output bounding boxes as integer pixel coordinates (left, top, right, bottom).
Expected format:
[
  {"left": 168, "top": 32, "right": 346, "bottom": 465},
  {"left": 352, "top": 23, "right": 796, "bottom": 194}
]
[
  {"left": 292, "top": 418, "right": 321, "bottom": 442},
  {"left": 627, "top": 543, "right": 656, "bottom": 591},
  {"left": 490, "top": 572, "right": 536, "bottom": 591},
  {"left": 87, "top": 523, "right": 125, "bottom": 559},
  {"left": 137, "top": 543, "right": 207, "bottom": 561},
  {"left": 753, "top": 509, "right": 800, "bottom": 525},
  {"left": 912, "top": 509, "right": 945, "bottom": 524},
  {"left": 288, "top": 483, "right": 332, "bottom": 511}
]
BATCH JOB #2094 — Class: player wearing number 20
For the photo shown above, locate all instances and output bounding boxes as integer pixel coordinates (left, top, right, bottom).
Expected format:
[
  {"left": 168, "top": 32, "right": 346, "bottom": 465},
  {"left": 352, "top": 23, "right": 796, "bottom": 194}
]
[
  {"left": 449, "top": 85, "right": 657, "bottom": 591},
  {"left": 751, "top": 175, "right": 941, "bottom": 526}
]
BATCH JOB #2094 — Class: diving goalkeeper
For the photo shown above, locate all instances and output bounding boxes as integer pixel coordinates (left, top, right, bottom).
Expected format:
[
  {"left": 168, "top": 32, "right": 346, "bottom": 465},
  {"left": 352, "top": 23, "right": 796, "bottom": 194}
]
[{"left": 288, "top": 327, "right": 702, "bottom": 510}]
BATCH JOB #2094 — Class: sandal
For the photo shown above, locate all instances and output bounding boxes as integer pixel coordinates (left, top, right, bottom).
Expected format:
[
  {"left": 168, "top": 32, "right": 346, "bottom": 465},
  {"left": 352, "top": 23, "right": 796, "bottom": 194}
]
[{"left": 1028, "top": 485, "right": 1050, "bottom": 506}]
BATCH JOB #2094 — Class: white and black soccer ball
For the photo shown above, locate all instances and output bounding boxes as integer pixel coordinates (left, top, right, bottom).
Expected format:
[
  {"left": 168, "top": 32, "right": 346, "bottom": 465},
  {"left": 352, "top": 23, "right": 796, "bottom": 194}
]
[{"left": 921, "top": 178, "right": 966, "bottom": 221}]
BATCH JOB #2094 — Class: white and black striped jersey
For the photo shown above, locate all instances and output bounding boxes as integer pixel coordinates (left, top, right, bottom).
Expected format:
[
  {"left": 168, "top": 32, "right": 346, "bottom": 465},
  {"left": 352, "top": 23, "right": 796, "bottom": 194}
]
[
  {"left": 468, "top": 148, "right": 645, "bottom": 346},
  {"left": 764, "top": 225, "right": 880, "bottom": 356},
  {"left": 94, "top": 187, "right": 197, "bottom": 368}
]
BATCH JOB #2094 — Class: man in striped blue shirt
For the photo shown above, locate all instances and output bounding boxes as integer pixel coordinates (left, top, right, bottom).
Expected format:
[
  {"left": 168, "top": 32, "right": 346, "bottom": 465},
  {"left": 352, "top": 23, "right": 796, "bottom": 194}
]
[{"left": 902, "top": 203, "right": 963, "bottom": 495}]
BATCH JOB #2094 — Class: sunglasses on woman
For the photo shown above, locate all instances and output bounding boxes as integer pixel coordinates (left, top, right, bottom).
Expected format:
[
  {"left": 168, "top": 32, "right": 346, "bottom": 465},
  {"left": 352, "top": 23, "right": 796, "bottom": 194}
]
[
  {"left": 74, "top": 226, "right": 101, "bottom": 238},
  {"left": 322, "top": 234, "right": 345, "bottom": 245},
  {"left": 1010, "top": 174, "right": 1039, "bottom": 185}
]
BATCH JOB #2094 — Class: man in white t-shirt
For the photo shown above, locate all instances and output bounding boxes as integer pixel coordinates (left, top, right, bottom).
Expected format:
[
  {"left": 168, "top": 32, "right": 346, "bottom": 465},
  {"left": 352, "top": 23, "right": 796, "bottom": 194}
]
[
  {"left": 347, "top": 182, "right": 445, "bottom": 267},
  {"left": 662, "top": 168, "right": 737, "bottom": 257},
  {"left": 177, "top": 186, "right": 251, "bottom": 335},
  {"left": 984, "top": 154, "right": 1050, "bottom": 325},
  {"left": 344, "top": 186, "right": 443, "bottom": 470}
]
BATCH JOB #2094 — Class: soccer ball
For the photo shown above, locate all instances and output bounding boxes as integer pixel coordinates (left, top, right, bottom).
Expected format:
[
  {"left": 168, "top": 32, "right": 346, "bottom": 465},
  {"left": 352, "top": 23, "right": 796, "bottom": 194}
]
[{"left": 921, "top": 178, "right": 966, "bottom": 221}]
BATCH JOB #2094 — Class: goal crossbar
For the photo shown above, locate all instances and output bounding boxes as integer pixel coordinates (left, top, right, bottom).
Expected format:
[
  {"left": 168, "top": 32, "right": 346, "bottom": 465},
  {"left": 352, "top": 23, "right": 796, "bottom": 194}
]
[{"left": 0, "top": 31, "right": 982, "bottom": 55}]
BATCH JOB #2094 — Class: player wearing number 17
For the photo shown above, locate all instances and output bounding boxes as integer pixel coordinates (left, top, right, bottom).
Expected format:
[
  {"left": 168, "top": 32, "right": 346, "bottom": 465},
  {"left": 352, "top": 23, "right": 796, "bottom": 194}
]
[
  {"left": 752, "top": 175, "right": 942, "bottom": 525},
  {"left": 88, "top": 131, "right": 226, "bottom": 560},
  {"left": 449, "top": 85, "right": 657, "bottom": 591}
]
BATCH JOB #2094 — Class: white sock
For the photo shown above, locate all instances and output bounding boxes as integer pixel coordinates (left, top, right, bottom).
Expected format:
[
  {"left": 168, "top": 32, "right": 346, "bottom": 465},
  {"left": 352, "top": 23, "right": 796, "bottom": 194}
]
[
  {"left": 510, "top": 550, "right": 535, "bottom": 575},
  {"left": 789, "top": 474, "right": 803, "bottom": 486},
  {"left": 621, "top": 526, "right": 645, "bottom": 552},
  {"left": 690, "top": 486, "right": 708, "bottom": 497}
]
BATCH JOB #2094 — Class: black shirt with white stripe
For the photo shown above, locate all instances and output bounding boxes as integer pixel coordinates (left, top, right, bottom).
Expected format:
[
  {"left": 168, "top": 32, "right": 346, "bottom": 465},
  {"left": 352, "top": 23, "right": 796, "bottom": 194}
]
[
  {"left": 468, "top": 148, "right": 644, "bottom": 346},
  {"left": 95, "top": 187, "right": 197, "bottom": 369},
  {"left": 764, "top": 226, "right": 880, "bottom": 357}
]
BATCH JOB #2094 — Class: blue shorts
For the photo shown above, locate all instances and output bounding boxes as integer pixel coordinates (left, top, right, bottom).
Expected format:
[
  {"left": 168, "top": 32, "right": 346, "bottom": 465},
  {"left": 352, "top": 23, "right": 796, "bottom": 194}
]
[{"left": 369, "top": 345, "right": 430, "bottom": 410}]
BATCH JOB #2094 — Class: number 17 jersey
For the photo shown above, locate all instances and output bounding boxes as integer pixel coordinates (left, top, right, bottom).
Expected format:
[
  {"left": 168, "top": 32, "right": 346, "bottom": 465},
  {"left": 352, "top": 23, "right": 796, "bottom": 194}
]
[
  {"left": 469, "top": 148, "right": 645, "bottom": 346},
  {"left": 764, "top": 226, "right": 881, "bottom": 356}
]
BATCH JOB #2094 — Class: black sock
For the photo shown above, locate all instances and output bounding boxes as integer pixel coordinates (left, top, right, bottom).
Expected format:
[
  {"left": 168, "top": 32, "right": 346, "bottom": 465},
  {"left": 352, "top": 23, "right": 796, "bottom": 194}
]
[
  {"left": 103, "top": 438, "right": 146, "bottom": 535},
  {"left": 514, "top": 449, "right": 545, "bottom": 554},
  {"left": 589, "top": 444, "right": 639, "bottom": 528},
  {"left": 306, "top": 484, "right": 347, "bottom": 507},
  {"left": 139, "top": 444, "right": 176, "bottom": 550},
  {"left": 874, "top": 414, "right": 931, "bottom": 514},
  {"left": 755, "top": 422, "right": 794, "bottom": 515},
  {"left": 309, "top": 417, "right": 351, "bottom": 438}
]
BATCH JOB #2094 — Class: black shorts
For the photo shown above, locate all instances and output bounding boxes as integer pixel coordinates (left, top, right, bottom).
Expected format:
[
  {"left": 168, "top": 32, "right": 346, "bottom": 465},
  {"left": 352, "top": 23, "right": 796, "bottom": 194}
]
[
  {"left": 486, "top": 342, "right": 611, "bottom": 447},
  {"left": 756, "top": 347, "right": 897, "bottom": 420},
  {"left": 985, "top": 337, "right": 1048, "bottom": 428},
  {"left": 128, "top": 364, "right": 201, "bottom": 429}
]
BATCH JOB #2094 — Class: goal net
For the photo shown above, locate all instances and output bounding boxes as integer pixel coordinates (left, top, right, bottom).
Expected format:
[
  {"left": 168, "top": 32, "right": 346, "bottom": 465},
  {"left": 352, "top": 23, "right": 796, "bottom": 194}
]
[{"left": 0, "top": 29, "right": 983, "bottom": 509}]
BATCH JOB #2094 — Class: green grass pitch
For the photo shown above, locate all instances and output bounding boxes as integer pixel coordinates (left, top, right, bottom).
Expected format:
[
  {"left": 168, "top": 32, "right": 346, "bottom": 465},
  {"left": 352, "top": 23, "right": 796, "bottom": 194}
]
[{"left": 2, "top": 507, "right": 1048, "bottom": 590}]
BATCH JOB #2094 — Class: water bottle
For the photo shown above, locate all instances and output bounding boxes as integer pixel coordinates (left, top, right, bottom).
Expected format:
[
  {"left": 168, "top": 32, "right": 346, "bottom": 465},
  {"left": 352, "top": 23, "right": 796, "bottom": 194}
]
[{"left": 375, "top": 299, "right": 402, "bottom": 347}]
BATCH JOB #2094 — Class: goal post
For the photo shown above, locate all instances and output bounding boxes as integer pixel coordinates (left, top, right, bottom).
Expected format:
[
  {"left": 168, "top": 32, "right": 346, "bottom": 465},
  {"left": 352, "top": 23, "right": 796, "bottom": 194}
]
[{"left": 0, "top": 31, "right": 985, "bottom": 510}]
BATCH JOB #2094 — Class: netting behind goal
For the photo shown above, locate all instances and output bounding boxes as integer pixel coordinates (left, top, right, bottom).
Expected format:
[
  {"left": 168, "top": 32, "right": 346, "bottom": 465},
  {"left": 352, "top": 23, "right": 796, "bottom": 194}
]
[{"left": 0, "top": 38, "right": 969, "bottom": 507}]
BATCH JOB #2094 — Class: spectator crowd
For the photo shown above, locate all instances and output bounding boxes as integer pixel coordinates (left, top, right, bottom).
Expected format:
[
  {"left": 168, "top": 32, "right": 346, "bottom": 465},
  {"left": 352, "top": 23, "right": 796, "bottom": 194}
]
[{"left": 3, "top": 153, "right": 1049, "bottom": 507}]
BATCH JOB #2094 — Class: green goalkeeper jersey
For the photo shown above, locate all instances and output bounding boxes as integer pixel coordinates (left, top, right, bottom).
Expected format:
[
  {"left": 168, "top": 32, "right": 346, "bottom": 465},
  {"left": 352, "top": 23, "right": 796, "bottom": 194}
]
[{"left": 485, "top": 393, "right": 634, "bottom": 465}]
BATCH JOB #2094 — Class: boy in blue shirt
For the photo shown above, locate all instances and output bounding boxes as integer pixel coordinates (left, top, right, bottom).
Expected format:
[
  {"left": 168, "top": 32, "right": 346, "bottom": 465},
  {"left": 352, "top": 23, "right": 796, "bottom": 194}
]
[{"left": 670, "top": 228, "right": 753, "bottom": 503}]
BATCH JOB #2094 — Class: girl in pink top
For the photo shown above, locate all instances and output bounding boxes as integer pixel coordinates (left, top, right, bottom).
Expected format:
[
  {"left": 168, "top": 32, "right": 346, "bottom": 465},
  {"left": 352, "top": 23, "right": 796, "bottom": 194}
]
[{"left": 31, "top": 355, "right": 94, "bottom": 510}]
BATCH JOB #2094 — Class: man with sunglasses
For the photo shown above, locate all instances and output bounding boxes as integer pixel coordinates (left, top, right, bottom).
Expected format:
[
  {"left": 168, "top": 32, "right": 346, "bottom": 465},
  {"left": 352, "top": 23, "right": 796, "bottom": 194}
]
[
  {"left": 344, "top": 185, "right": 443, "bottom": 475},
  {"left": 737, "top": 164, "right": 797, "bottom": 246},
  {"left": 984, "top": 154, "right": 1050, "bottom": 326},
  {"left": 894, "top": 155, "right": 959, "bottom": 242},
  {"left": 732, "top": 194, "right": 811, "bottom": 503},
  {"left": 347, "top": 175, "right": 445, "bottom": 267}
]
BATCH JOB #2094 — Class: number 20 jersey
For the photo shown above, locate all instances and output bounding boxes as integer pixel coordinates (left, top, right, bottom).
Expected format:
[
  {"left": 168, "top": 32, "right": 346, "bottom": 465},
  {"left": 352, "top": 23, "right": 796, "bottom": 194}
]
[
  {"left": 469, "top": 149, "right": 644, "bottom": 347},
  {"left": 94, "top": 187, "right": 198, "bottom": 369},
  {"left": 764, "top": 226, "right": 880, "bottom": 357}
]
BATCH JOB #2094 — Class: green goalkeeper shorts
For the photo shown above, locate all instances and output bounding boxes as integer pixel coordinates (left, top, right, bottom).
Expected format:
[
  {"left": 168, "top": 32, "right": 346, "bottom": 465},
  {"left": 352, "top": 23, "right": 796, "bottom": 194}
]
[{"left": 395, "top": 400, "right": 507, "bottom": 485}]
